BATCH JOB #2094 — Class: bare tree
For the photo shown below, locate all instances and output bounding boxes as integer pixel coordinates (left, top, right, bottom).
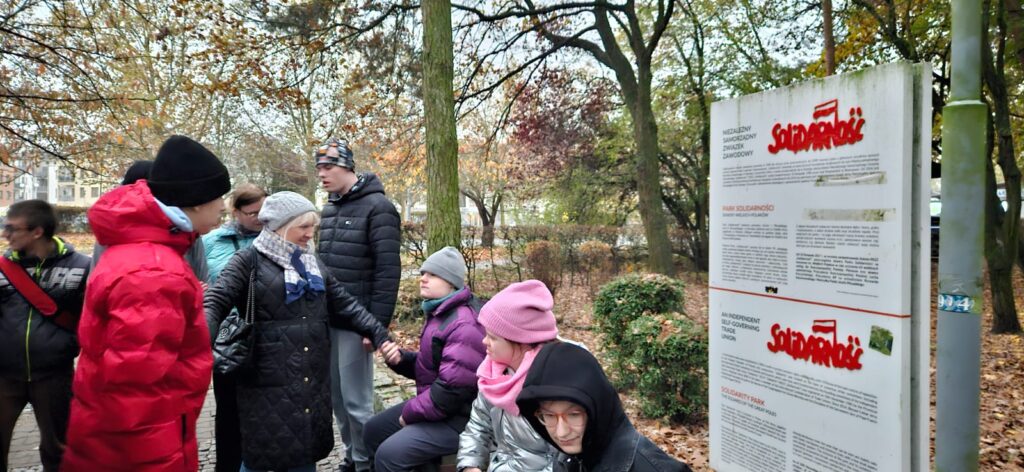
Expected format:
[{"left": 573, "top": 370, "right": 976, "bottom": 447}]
[{"left": 451, "top": 0, "right": 678, "bottom": 275}]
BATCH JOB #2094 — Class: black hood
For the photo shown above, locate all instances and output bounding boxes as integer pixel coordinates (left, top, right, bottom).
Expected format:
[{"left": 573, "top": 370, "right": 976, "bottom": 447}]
[
  {"left": 516, "top": 341, "right": 629, "bottom": 468},
  {"left": 330, "top": 172, "right": 386, "bottom": 203}
]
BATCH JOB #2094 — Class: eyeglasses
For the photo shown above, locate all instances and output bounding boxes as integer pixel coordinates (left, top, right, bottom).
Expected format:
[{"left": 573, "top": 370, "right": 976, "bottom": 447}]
[
  {"left": 535, "top": 409, "right": 586, "bottom": 428},
  {"left": 2, "top": 224, "right": 30, "bottom": 234},
  {"left": 238, "top": 209, "right": 260, "bottom": 218}
]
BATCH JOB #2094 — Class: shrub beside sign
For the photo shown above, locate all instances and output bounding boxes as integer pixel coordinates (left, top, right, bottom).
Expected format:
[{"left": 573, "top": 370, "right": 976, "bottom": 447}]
[{"left": 709, "top": 62, "right": 932, "bottom": 472}]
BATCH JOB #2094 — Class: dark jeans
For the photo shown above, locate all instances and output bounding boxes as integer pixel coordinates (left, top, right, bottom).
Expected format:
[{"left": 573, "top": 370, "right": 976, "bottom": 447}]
[
  {"left": 363, "top": 401, "right": 461, "bottom": 472},
  {"left": 0, "top": 370, "right": 73, "bottom": 472},
  {"left": 214, "top": 372, "right": 242, "bottom": 472}
]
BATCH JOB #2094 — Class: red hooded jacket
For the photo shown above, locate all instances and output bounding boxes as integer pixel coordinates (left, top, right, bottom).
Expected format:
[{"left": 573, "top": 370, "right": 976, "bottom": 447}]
[{"left": 62, "top": 181, "right": 212, "bottom": 472}]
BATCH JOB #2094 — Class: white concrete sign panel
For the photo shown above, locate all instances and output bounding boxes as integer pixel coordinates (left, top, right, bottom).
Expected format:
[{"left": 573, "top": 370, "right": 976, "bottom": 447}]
[{"left": 709, "top": 62, "right": 931, "bottom": 472}]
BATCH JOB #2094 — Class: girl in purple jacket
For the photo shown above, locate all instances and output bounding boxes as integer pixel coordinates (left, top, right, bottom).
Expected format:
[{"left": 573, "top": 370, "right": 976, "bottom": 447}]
[{"left": 367, "top": 247, "right": 486, "bottom": 472}]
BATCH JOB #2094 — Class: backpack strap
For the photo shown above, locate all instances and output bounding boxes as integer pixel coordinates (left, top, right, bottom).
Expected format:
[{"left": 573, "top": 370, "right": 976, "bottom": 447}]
[{"left": 0, "top": 257, "right": 77, "bottom": 331}]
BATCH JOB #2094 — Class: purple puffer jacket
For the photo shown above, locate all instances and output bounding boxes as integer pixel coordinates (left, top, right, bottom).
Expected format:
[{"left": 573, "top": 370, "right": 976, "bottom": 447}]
[{"left": 393, "top": 287, "right": 486, "bottom": 425}]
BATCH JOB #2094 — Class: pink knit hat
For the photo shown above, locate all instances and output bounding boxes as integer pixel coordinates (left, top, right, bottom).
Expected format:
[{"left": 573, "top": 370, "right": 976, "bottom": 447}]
[{"left": 478, "top": 280, "right": 559, "bottom": 344}]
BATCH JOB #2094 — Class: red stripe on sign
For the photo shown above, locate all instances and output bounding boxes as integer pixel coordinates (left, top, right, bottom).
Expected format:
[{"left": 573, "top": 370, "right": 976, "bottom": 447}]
[{"left": 709, "top": 285, "right": 912, "bottom": 319}]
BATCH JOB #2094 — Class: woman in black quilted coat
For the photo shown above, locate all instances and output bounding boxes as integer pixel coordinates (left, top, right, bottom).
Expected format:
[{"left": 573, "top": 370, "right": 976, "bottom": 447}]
[{"left": 205, "top": 192, "right": 391, "bottom": 472}]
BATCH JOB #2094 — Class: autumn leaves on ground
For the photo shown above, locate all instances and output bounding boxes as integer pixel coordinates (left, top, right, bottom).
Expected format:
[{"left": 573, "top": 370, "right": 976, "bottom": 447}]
[{"left": 15, "top": 233, "right": 1024, "bottom": 470}]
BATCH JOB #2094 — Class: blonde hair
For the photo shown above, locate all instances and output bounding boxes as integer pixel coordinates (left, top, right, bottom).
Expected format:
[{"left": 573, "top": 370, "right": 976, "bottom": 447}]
[{"left": 274, "top": 211, "right": 320, "bottom": 236}]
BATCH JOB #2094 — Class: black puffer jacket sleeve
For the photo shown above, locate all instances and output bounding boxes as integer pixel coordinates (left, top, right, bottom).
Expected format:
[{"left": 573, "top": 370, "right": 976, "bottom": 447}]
[
  {"left": 389, "top": 350, "right": 417, "bottom": 380},
  {"left": 323, "top": 262, "right": 391, "bottom": 349},
  {"left": 203, "top": 249, "right": 253, "bottom": 344},
  {"left": 367, "top": 202, "right": 401, "bottom": 326}
]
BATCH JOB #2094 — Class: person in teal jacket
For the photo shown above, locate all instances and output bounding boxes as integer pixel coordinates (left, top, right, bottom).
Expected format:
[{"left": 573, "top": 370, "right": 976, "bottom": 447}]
[
  {"left": 203, "top": 183, "right": 267, "bottom": 285},
  {"left": 200, "top": 182, "right": 266, "bottom": 472}
]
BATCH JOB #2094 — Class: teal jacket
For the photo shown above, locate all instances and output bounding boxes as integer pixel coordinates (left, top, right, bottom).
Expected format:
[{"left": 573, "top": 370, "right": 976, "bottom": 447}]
[{"left": 203, "top": 223, "right": 258, "bottom": 284}]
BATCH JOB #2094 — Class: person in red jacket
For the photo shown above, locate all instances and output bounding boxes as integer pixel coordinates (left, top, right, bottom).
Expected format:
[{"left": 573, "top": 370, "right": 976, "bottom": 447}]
[{"left": 62, "top": 135, "right": 231, "bottom": 472}]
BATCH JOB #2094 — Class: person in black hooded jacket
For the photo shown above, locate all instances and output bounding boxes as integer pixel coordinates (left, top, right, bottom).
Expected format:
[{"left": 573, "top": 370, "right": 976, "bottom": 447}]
[{"left": 516, "top": 342, "right": 693, "bottom": 472}]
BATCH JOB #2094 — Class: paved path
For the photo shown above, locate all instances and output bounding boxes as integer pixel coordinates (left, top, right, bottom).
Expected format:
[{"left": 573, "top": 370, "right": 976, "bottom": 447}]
[{"left": 8, "top": 359, "right": 415, "bottom": 472}]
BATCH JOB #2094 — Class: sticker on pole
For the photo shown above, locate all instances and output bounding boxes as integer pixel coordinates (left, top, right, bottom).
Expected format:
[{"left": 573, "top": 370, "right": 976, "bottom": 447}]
[{"left": 938, "top": 293, "right": 975, "bottom": 313}]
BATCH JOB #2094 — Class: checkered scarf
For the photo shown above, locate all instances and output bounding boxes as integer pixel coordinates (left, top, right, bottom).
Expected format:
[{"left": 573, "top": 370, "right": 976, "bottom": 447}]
[{"left": 253, "top": 228, "right": 324, "bottom": 304}]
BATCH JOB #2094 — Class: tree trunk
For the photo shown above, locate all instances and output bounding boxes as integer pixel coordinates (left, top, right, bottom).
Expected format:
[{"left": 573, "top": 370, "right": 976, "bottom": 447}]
[
  {"left": 695, "top": 76, "right": 711, "bottom": 271},
  {"left": 1017, "top": 219, "right": 1024, "bottom": 272},
  {"left": 463, "top": 190, "right": 497, "bottom": 248},
  {"left": 823, "top": 0, "right": 836, "bottom": 75},
  {"left": 627, "top": 73, "right": 675, "bottom": 276},
  {"left": 693, "top": 196, "right": 709, "bottom": 271},
  {"left": 983, "top": 0, "right": 1022, "bottom": 333},
  {"left": 985, "top": 159, "right": 1021, "bottom": 333},
  {"left": 481, "top": 222, "right": 495, "bottom": 248},
  {"left": 990, "top": 262, "right": 1020, "bottom": 332},
  {"left": 422, "top": 0, "right": 462, "bottom": 253}
]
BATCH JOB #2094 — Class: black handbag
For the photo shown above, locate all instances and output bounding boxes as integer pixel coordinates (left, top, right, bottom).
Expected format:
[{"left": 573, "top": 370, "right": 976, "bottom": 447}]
[{"left": 213, "top": 251, "right": 258, "bottom": 375}]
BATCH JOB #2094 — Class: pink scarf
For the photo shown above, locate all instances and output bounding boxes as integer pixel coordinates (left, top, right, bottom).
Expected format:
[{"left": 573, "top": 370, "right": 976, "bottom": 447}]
[{"left": 476, "top": 346, "right": 542, "bottom": 416}]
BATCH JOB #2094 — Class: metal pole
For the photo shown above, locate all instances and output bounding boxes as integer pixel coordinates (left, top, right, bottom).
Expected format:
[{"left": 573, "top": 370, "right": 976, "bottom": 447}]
[{"left": 936, "top": 0, "right": 986, "bottom": 470}]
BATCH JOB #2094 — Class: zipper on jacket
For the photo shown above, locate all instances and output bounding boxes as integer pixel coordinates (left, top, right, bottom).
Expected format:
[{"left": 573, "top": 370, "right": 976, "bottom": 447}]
[{"left": 24, "top": 259, "right": 44, "bottom": 382}]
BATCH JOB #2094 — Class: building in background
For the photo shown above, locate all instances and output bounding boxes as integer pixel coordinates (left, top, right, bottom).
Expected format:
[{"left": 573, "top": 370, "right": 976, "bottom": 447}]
[
  {"left": 9, "top": 159, "right": 113, "bottom": 208},
  {"left": 0, "top": 165, "right": 16, "bottom": 207}
]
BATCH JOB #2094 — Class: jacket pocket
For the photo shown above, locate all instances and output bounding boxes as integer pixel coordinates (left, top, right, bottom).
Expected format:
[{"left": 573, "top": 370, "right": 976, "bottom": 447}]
[
  {"left": 118, "top": 417, "right": 184, "bottom": 465},
  {"left": 253, "top": 341, "right": 285, "bottom": 386}
]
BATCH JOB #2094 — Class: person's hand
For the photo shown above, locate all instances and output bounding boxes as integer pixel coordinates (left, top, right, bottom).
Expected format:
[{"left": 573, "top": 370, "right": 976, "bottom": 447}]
[
  {"left": 399, "top": 415, "right": 406, "bottom": 427},
  {"left": 380, "top": 340, "right": 402, "bottom": 366},
  {"left": 463, "top": 468, "right": 482, "bottom": 472},
  {"left": 362, "top": 337, "right": 374, "bottom": 352},
  {"left": 199, "top": 281, "right": 208, "bottom": 292}
]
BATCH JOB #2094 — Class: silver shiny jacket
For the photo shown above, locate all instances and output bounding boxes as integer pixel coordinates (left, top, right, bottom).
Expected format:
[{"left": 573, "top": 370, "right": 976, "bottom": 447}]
[{"left": 457, "top": 393, "right": 556, "bottom": 472}]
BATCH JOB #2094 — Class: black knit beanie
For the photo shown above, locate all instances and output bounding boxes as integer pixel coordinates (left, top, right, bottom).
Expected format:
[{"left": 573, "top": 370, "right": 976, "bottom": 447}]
[
  {"left": 148, "top": 135, "right": 231, "bottom": 207},
  {"left": 121, "top": 160, "right": 154, "bottom": 185}
]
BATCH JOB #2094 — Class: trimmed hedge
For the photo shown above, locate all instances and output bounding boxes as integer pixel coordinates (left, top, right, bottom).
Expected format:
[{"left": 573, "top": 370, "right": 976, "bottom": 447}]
[{"left": 593, "top": 273, "right": 707, "bottom": 423}]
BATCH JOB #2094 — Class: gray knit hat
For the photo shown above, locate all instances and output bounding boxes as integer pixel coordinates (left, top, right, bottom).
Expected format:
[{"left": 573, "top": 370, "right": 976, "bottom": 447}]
[
  {"left": 258, "top": 191, "right": 317, "bottom": 231},
  {"left": 420, "top": 246, "right": 466, "bottom": 290}
]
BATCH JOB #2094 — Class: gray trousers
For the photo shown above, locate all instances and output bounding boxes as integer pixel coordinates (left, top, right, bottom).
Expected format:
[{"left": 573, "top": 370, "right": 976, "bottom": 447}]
[{"left": 330, "top": 328, "right": 375, "bottom": 471}]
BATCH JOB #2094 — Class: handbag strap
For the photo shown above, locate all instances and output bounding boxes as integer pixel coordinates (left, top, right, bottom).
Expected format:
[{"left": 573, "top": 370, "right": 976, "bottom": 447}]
[{"left": 245, "top": 249, "right": 258, "bottom": 324}]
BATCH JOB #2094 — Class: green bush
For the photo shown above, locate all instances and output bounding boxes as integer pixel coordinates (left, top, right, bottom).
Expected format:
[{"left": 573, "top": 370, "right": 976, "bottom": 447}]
[
  {"left": 623, "top": 314, "right": 708, "bottom": 422},
  {"left": 593, "top": 273, "right": 707, "bottom": 423},
  {"left": 592, "top": 273, "right": 685, "bottom": 350}
]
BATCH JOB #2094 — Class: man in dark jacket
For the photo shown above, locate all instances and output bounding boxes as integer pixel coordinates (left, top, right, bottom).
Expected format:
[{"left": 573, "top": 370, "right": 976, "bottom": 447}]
[
  {"left": 517, "top": 342, "right": 693, "bottom": 472},
  {"left": 316, "top": 137, "right": 402, "bottom": 472},
  {"left": 0, "top": 200, "right": 90, "bottom": 471}
]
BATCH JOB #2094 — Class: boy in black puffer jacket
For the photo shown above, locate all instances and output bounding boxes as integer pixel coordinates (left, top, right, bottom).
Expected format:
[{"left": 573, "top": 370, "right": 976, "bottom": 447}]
[{"left": 315, "top": 138, "right": 401, "bottom": 472}]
